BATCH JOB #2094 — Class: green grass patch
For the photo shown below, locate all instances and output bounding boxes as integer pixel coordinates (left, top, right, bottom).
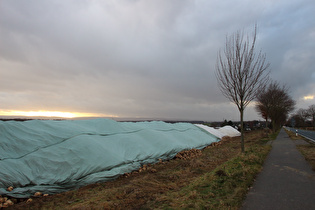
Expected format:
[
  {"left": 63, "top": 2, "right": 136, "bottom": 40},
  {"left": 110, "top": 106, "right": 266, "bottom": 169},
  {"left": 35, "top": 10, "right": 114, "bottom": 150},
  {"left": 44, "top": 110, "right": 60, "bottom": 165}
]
[{"left": 147, "top": 144, "right": 271, "bottom": 209}]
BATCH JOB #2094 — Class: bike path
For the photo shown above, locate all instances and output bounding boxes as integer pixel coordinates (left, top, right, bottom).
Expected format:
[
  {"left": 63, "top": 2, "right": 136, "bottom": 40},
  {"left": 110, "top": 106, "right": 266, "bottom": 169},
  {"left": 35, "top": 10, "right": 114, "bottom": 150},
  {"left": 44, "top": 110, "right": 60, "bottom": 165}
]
[{"left": 241, "top": 128, "right": 315, "bottom": 210}]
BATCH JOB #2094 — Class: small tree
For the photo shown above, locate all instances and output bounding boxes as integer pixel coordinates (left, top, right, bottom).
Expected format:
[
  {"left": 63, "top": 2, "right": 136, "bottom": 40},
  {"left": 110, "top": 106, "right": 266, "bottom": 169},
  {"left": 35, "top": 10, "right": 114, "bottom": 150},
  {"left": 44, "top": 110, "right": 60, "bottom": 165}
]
[{"left": 216, "top": 25, "right": 270, "bottom": 153}]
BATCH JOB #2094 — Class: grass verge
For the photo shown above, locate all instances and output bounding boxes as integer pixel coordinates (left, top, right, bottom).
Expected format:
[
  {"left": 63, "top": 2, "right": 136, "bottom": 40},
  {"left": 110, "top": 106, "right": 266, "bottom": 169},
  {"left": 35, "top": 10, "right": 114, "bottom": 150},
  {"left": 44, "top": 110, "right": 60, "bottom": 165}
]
[
  {"left": 285, "top": 129, "right": 315, "bottom": 171},
  {"left": 148, "top": 144, "right": 270, "bottom": 209},
  {"left": 9, "top": 130, "right": 272, "bottom": 210}
]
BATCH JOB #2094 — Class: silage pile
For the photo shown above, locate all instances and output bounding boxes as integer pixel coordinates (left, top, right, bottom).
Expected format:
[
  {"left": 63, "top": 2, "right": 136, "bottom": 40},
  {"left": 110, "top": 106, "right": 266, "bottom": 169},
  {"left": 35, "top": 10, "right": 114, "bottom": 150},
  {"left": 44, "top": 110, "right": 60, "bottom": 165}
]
[
  {"left": 194, "top": 124, "right": 241, "bottom": 138},
  {"left": 0, "top": 119, "right": 236, "bottom": 198},
  {"left": 0, "top": 119, "right": 240, "bottom": 198}
]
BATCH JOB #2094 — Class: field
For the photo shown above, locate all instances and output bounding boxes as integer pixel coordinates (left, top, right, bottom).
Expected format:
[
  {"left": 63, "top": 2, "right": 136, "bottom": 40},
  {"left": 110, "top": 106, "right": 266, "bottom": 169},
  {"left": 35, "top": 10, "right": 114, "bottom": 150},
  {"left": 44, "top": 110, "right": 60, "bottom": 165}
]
[{"left": 8, "top": 130, "right": 273, "bottom": 209}]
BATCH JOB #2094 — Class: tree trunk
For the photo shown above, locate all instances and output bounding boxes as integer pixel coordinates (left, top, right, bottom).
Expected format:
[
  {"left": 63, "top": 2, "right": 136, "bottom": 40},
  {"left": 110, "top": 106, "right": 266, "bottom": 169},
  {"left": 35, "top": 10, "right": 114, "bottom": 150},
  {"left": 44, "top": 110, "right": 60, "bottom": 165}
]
[
  {"left": 272, "top": 120, "right": 276, "bottom": 133},
  {"left": 240, "top": 109, "right": 245, "bottom": 153}
]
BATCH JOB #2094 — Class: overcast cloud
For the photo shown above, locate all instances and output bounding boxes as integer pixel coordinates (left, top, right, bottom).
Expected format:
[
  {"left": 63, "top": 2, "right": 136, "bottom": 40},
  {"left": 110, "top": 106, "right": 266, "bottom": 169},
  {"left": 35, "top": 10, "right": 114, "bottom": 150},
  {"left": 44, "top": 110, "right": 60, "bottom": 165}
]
[{"left": 1, "top": 0, "right": 315, "bottom": 121}]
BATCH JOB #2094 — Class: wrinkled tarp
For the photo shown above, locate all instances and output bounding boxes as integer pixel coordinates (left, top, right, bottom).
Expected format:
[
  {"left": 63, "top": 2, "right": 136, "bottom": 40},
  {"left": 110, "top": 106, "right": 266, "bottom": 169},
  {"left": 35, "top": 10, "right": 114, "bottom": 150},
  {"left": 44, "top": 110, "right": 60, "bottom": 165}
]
[{"left": 0, "top": 119, "right": 221, "bottom": 198}]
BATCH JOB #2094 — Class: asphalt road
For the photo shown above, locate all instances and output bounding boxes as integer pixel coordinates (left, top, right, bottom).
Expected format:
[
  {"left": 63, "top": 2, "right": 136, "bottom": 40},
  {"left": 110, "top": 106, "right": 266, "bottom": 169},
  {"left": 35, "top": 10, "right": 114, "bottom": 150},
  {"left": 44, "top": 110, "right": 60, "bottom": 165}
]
[{"left": 285, "top": 127, "right": 315, "bottom": 142}]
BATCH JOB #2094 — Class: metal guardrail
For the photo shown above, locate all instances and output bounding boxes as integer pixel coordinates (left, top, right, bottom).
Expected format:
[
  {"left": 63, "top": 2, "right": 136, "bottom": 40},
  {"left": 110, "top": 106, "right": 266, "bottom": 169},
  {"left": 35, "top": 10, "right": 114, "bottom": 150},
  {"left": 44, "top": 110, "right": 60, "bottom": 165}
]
[{"left": 284, "top": 126, "right": 315, "bottom": 143}]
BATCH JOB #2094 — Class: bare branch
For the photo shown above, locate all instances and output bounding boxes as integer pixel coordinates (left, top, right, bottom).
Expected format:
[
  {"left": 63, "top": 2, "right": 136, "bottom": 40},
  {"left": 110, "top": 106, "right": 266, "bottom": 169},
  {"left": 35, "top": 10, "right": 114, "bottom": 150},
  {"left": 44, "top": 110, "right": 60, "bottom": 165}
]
[{"left": 216, "top": 25, "right": 270, "bottom": 111}]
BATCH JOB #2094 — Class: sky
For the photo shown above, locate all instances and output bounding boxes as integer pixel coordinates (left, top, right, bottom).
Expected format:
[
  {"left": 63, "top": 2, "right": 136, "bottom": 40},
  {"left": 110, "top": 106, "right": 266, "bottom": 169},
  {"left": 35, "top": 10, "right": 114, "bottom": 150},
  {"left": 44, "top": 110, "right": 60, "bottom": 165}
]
[{"left": 0, "top": 0, "right": 315, "bottom": 121}]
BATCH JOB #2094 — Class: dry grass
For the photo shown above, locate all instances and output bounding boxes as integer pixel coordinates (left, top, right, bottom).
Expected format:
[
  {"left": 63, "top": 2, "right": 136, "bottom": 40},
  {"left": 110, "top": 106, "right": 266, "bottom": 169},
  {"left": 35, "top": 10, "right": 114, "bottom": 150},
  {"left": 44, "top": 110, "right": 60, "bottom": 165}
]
[
  {"left": 297, "top": 144, "right": 315, "bottom": 171},
  {"left": 285, "top": 129, "right": 315, "bottom": 171},
  {"left": 284, "top": 129, "right": 304, "bottom": 140},
  {"left": 9, "top": 130, "right": 271, "bottom": 210}
]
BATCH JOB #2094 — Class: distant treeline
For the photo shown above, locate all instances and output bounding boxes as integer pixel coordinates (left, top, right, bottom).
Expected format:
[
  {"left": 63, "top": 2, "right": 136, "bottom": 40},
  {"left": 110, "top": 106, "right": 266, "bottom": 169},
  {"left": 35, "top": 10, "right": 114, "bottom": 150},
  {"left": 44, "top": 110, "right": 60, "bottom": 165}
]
[
  {"left": 0, "top": 118, "right": 64, "bottom": 122},
  {"left": 122, "top": 120, "right": 207, "bottom": 124},
  {"left": 0, "top": 118, "right": 33, "bottom": 121}
]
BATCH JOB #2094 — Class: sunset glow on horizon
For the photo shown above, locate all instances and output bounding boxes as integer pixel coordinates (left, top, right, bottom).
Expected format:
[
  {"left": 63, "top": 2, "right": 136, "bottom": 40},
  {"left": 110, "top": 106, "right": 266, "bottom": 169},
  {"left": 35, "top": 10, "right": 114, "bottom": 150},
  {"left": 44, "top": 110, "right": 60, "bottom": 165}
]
[{"left": 0, "top": 110, "right": 118, "bottom": 119}]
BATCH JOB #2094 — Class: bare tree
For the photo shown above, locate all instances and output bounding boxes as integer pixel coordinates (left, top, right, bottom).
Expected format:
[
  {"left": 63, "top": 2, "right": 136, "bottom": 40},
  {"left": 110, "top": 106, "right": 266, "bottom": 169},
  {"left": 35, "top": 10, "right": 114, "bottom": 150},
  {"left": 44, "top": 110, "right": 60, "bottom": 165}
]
[
  {"left": 216, "top": 25, "right": 270, "bottom": 153},
  {"left": 256, "top": 81, "right": 295, "bottom": 132},
  {"left": 255, "top": 86, "right": 273, "bottom": 128},
  {"left": 307, "top": 105, "right": 315, "bottom": 128},
  {"left": 296, "top": 108, "right": 309, "bottom": 127}
]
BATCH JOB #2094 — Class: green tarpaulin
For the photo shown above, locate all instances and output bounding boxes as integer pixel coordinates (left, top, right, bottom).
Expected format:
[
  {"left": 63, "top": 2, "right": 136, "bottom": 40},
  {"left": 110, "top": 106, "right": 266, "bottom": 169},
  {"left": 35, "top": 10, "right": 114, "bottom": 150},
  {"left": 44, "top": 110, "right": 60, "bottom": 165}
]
[{"left": 0, "top": 119, "right": 220, "bottom": 197}]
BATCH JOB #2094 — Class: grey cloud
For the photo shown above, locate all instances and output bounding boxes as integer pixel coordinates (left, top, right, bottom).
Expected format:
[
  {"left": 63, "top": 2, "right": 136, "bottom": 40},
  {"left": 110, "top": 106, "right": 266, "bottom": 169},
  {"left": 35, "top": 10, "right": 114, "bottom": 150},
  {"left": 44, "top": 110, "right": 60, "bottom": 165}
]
[
  {"left": 0, "top": 0, "right": 314, "bottom": 120},
  {"left": 259, "top": 0, "right": 315, "bottom": 99}
]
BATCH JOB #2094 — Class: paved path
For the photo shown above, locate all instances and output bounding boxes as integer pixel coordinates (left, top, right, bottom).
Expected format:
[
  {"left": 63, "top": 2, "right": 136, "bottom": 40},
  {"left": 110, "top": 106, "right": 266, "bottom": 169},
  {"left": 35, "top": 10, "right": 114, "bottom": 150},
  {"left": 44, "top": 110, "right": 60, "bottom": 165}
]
[{"left": 241, "top": 128, "right": 315, "bottom": 210}]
